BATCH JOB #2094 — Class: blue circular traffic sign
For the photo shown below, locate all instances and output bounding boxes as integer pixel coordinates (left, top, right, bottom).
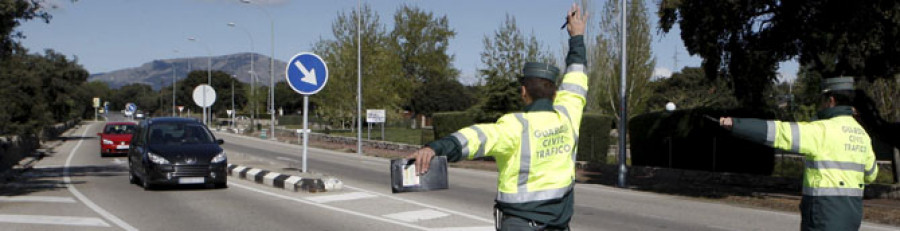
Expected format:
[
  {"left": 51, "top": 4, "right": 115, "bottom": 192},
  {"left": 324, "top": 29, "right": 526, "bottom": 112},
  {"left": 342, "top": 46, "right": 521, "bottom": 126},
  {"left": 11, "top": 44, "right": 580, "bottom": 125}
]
[{"left": 285, "top": 52, "right": 328, "bottom": 95}]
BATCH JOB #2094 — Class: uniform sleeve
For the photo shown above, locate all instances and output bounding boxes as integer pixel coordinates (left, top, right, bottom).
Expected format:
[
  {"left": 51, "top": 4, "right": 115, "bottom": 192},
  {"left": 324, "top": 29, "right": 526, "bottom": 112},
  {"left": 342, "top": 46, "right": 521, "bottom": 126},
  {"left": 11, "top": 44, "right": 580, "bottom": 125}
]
[
  {"left": 731, "top": 118, "right": 825, "bottom": 156},
  {"left": 427, "top": 114, "right": 521, "bottom": 161},
  {"left": 864, "top": 150, "right": 879, "bottom": 183},
  {"left": 555, "top": 36, "right": 589, "bottom": 128}
]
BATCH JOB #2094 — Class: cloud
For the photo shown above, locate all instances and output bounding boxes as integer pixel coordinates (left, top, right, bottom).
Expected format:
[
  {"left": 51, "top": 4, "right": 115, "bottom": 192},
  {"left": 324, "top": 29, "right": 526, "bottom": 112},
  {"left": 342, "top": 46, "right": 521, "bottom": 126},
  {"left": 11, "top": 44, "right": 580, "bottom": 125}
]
[
  {"left": 652, "top": 67, "right": 672, "bottom": 80},
  {"left": 777, "top": 72, "right": 798, "bottom": 83}
]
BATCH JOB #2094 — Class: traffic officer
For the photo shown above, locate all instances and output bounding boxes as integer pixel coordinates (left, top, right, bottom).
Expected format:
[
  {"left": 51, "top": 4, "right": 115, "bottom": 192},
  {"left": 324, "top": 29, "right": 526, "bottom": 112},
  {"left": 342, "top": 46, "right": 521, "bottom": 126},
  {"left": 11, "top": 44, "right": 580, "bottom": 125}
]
[
  {"left": 406, "top": 3, "right": 588, "bottom": 230},
  {"left": 719, "top": 77, "right": 878, "bottom": 231}
]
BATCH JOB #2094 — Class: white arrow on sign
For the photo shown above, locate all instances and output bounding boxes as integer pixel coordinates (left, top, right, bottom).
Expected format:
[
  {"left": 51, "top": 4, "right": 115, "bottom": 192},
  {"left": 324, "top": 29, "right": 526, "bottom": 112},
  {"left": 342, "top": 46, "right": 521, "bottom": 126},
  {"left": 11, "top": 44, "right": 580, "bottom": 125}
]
[{"left": 294, "top": 60, "right": 317, "bottom": 85}]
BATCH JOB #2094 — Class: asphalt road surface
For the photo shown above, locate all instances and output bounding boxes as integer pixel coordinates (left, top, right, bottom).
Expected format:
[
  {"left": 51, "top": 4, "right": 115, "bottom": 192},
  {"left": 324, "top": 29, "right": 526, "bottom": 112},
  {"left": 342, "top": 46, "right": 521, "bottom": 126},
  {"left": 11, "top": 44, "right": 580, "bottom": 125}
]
[{"left": 0, "top": 114, "right": 897, "bottom": 231}]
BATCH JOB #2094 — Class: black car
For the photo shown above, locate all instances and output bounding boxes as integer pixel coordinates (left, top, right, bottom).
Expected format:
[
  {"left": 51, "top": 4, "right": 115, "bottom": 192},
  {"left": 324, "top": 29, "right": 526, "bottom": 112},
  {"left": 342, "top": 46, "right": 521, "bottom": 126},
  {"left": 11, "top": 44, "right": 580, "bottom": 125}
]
[{"left": 128, "top": 117, "right": 227, "bottom": 190}]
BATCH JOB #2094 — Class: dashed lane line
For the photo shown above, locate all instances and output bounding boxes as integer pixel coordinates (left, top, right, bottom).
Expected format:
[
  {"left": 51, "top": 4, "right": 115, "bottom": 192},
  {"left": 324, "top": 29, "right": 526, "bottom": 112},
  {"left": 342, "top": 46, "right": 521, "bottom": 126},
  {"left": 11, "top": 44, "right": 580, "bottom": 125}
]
[
  {"left": 0, "top": 214, "right": 110, "bottom": 227},
  {"left": 0, "top": 196, "right": 76, "bottom": 203},
  {"left": 305, "top": 192, "right": 377, "bottom": 203},
  {"left": 383, "top": 209, "right": 450, "bottom": 223}
]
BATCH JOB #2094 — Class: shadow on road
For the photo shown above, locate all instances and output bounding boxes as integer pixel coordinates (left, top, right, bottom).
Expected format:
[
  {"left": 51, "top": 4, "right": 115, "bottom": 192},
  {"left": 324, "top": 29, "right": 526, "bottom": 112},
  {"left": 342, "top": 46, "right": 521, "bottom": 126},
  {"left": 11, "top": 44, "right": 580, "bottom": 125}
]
[{"left": 0, "top": 164, "right": 128, "bottom": 197}]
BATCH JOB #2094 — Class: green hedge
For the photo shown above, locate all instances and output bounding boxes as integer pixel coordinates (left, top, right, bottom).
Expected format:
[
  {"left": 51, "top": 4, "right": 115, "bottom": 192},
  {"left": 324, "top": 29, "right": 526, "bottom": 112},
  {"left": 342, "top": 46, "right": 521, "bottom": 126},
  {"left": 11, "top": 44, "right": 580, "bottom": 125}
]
[
  {"left": 278, "top": 115, "right": 303, "bottom": 125},
  {"left": 629, "top": 108, "right": 775, "bottom": 175},
  {"left": 431, "top": 111, "right": 613, "bottom": 163},
  {"left": 577, "top": 113, "right": 614, "bottom": 163},
  {"left": 432, "top": 112, "right": 475, "bottom": 140}
]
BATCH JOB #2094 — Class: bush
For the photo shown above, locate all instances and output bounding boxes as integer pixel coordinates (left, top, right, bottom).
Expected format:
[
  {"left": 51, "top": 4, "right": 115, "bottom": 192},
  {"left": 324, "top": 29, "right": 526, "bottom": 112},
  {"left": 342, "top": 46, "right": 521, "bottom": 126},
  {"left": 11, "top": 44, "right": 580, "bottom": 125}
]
[
  {"left": 278, "top": 115, "right": 303, "bottom": 125},
  {"left": 577, "top": 113, "right": 614, "bottom": 163},
  {"left": 629, "top": 108, "right": 775, "bottom": 175},
  {"left": 432, "top": 112, "right": 475, "bottom": 140}
]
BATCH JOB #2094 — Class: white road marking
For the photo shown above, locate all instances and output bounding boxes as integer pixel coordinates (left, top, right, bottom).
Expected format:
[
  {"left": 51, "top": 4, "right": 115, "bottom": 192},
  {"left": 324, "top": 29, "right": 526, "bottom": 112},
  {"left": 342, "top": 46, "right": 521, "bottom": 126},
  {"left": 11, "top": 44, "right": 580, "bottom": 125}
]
[
  {"left": 111, "top": 158, "right": 127, "bottom": 165},
  {"left": 428, "top": 227, "right": 495, "bottom": 231},
  {"left": 229, "top": 182, "right": 430, "bottom": 230},
  {"left": 0, "top": 196, "right": 76, "bottom": 203},
  {"left": 0, "top": 214, "right": 110, "bottom": 227},
  {"left": 64, "top": 122, "right": 139, "bottom": 231},
  {"left": 383, "top": 209, "right": 449, "bottom": 223},
  {"left": 344, "top": 185, "right": 494, "bottom": 223},
  {"left": 305, "top": 192, "right": 377, "bottom": 203},
  {"left": 276, "top": 157, "right": 300, "bottom": 163}
]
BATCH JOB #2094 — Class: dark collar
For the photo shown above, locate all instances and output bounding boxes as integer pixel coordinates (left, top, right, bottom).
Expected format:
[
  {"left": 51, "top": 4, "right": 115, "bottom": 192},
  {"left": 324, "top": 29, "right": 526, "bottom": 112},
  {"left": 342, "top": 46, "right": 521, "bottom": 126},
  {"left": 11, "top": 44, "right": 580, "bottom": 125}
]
[
  {"left": 524, "top": 98, "right": 554, "bottom": 112},
  {"left": 816, "top": 106, "right": 854, "bottom": 120}
]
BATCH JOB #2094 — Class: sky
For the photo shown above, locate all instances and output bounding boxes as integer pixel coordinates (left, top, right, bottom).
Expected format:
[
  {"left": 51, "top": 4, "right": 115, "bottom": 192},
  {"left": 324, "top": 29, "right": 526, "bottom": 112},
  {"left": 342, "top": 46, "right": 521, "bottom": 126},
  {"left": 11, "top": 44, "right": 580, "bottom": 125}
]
[{"left": 18, "top": 0, "right": 798, "bottom": 85}]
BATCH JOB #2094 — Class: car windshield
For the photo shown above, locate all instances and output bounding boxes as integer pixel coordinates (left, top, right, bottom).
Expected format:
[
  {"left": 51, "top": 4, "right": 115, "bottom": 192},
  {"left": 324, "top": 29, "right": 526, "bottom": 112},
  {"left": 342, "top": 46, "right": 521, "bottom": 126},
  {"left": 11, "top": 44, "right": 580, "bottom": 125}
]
[
  {"left": 148, "top": 122, "right": 214, "bottom": 145},
  {"left": 103, "top": 124, "right": 136, "bottom": 134}
]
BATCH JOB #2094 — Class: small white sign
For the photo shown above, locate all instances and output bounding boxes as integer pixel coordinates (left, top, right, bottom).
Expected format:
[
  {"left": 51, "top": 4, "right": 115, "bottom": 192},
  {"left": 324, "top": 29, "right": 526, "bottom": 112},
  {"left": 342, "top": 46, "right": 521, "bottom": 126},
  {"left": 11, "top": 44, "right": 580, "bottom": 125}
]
[
  {"left": 177, "top": 106, "right": 185, "bottom": 113},
  {"left": 402, "top": 165, "right": 420, "bottom": 187},
  {"left": 192, "top": 84, "right": 217, "bottom": 108},
  {"left": 226, "top": 110, "right": 233, "bottom": 116},
  {"left": 366, "top": 109, "right": 386, "bottom": 123},
  {"left": 92, "top": 98, "right": 100, "bottom": 108}
]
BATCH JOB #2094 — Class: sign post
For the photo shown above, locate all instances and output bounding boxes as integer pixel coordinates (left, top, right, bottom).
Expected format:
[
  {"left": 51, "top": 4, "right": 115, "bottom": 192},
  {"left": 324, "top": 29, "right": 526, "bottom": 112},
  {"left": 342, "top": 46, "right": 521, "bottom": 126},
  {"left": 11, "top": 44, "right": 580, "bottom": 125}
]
[
  {"left": 285, "top": 52, "right": 328, "bottom": 173},
  {"left": 366, "top": 109, "right": 386, "bottom": 140},
  {"left": 92, "top": 97, "right": 100, "bottom": 121},
  {"left": 192, "top": 84, "right": 217, "bottom": 126},
  {"left": 125, "top": 103, "right": 137, "bottom": 120}
]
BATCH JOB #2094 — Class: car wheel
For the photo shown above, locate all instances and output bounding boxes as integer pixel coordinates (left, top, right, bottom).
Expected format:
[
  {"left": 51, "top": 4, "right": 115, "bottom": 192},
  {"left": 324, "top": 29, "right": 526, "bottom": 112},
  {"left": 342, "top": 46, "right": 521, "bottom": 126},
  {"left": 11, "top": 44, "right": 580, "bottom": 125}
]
[
  {"left": 129, "top": 170, "right": 138, "bottom": 184},
  {"left": 141, "top": 174, "right": 154, "bottom": 190}
]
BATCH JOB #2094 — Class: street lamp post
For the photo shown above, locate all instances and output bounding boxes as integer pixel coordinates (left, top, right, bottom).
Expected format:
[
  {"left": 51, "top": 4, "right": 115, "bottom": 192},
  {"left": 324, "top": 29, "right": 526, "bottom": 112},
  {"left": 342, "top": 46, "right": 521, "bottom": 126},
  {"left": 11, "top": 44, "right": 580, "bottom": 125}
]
[
  {"left": 228, "top": 22, "right": 257, "bottom": 131},
  {"left": 173, "top": 49, "right": 179, "bottom": 117},
  {"left": 188, "top": 37, "right": 213, "bottom": 126},
  {"left": 232, "top": 76, "right": 236, "bottom": 130},
  {"left": 241, "top": 0, "right": 276, "bottom": 140}
]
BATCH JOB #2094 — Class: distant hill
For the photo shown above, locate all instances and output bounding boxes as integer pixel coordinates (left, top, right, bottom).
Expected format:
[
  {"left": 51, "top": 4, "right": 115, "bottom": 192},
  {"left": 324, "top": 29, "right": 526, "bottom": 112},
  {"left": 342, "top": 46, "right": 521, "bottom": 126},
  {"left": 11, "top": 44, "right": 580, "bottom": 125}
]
[{"left": 88, "top": 53, "right": 288, "bottom": 90}]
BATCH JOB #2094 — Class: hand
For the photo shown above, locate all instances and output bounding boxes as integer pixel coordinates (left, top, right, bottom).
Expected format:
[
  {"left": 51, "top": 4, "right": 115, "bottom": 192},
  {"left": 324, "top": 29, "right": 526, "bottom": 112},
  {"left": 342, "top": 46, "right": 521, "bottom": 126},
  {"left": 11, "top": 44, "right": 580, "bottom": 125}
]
[
  {"left": 719, "top": 117, "right": 734, "bottom": 131},
  {"left": 405, "top": 147, "right": 436, "bottom": 176},
  {"left": 566, "top": 3, "right": 588, "bottom": 37}
]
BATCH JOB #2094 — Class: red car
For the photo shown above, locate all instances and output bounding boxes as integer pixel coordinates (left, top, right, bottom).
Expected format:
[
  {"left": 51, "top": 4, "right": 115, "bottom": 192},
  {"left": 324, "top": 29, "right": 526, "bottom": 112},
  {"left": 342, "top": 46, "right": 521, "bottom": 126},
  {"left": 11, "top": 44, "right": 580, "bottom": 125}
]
[{"left": 98, "top": 122, "right": 137, "bottom": 157}]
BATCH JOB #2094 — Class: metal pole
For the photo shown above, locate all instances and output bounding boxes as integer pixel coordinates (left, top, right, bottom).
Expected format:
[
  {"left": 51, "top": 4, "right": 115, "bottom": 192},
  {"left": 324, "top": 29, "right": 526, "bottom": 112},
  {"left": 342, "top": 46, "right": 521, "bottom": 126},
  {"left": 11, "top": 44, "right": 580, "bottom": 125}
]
[
  {"left": 617, "top": 0, "right": 628, "bottom": 188},
  {"left": 232, "top": 78, "right": 235, "bottom": 130},
  {"left": 356, "top": 0, "right": 363, "bottom": 155},
  {"left": 228, "top": 22, "right": 256, "bottom": 130},
  {"left": 207, "top": 56, "right": 211, "bottom": 126},
  {"left": 302, "top": 95, "right": 309, "bottom": 173},
  {"left": 173, "top": 51, "right": 178, "bottom": 117},
  {"left": 270, "top": 18, "right": 275, "bottom": 140}
]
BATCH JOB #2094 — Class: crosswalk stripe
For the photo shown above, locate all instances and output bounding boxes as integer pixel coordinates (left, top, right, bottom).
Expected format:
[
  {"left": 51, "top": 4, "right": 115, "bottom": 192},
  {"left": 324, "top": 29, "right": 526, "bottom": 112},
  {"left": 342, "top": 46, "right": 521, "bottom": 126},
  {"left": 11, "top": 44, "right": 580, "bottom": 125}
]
[
  {"left": 383, "top": 209, "right": 450, "bottom": 223},
  {"left": 0, "top": 214, "right": 110, "bottom": 227},
  {"left": 0, "top": 196, "right": 77, "bottom": 203},
  {"left": 429, "top": 227, "right": 495, "bottom": 231},
  {"left": 305, "top": 192, "right": 376, "bottom": 203}
]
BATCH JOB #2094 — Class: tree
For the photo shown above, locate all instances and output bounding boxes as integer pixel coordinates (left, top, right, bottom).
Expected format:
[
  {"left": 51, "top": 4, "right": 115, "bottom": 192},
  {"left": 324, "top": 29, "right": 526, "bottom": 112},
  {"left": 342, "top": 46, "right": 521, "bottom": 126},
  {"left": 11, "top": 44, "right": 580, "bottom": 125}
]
[
  {"left": 659, "top": 0, "right": 900, "bottom": 108},
  {"left": 312, "top": 4, "right": 406, "bottom": 128},
  {"left": 646, "top": 67, "right": 737, "bottom": 112},
  {"left": 589, "top": 0, "right": 656, "bottom": 119},
  {"left": 410, "top": 78, "right": 475, "bottom": 117},
  {"left": 475, "top": 14, "right": 555, "bottom": 121},
  {"left": 0, "top": 0, "right": 51, "bottom": 58},
  {"left": 391, "top": 5, "right": 458, "bottom": 84}
]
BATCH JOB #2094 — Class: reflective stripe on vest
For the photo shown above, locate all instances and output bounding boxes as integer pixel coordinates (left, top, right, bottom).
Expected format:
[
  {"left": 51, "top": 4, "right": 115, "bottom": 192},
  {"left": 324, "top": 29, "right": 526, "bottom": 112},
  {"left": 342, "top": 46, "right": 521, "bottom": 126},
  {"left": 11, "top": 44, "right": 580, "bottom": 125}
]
[
  {"left": 866, "top": 162, "right": 878, "bottom": 177},
  {"left": 803, "top": 187, "right": 864, "bottom": 197},
  {"left": 452, "top": 125, "right": 488, "bottom": 159},
  {"left": 558, "top": 83, "right": 587, "bottom": 98},
  {"left": 515, "top": 114, "right": 531, "bottom": 195},
  {"left": 789, "top": 122, "right": 801, "bottom": 153},
  {"left": 764, "top": 121, "right": 776, "bottom": 147},
  {"left": 805, "top": 160, "right": 866, "bottom": 173},
  {"left": 554, "top": 105, "right": 578, "bottom": 162}
]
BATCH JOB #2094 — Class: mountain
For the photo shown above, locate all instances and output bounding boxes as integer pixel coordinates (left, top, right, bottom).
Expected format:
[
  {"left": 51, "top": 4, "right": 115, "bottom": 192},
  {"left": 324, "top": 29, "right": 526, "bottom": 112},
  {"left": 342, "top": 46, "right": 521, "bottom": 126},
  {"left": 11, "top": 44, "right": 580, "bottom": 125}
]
[{"left": 88, "top": 53, "right": 288, "bottom": 90}]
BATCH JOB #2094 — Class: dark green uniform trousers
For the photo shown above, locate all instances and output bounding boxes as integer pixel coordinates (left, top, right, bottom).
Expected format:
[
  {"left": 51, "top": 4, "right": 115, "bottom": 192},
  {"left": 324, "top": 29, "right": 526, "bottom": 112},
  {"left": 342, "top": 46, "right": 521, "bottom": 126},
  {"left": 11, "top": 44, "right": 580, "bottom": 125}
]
[{"left": 800, "top": 196, "right": 863, "bottom": 231}]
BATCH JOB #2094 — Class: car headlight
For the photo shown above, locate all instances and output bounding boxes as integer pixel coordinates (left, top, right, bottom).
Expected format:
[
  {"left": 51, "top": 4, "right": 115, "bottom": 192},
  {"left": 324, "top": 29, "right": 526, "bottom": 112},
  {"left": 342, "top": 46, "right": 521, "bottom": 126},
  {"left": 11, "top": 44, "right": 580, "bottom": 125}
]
[
  {"left": 211, "top": 151, "right": 227, "bottom": 163},
  {"left": 102, "top": 139, "right": 114, "bottom": 145},
  {"left": 147, "top": 152, "right": 170, "bottom": 165}
]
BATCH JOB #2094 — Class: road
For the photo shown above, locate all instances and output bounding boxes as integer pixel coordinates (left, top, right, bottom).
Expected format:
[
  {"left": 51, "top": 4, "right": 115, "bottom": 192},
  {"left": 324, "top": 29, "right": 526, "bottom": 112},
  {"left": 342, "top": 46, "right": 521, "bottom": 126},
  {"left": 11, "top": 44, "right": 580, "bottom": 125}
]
[{"left": 0, "top": 114, "right": 896, "bottom": 231}]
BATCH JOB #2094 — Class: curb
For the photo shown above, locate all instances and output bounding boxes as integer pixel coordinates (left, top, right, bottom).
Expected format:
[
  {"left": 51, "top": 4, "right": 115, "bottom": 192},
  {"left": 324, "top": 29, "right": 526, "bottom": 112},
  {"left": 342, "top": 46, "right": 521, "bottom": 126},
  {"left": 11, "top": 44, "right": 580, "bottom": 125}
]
[{"left": 226, "top": 164, "right": 343, "bottom": 193}]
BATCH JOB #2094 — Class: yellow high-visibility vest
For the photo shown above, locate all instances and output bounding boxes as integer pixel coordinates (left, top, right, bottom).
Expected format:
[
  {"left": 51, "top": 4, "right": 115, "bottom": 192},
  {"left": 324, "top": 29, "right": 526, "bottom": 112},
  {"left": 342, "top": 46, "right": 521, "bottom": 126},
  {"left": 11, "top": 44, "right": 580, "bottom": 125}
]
[
  {"left": 451, "top": 64, "right": 588, "bottom": 203},
  {"left": 768, "top": 116, "right": 879, "bottom": 197}
]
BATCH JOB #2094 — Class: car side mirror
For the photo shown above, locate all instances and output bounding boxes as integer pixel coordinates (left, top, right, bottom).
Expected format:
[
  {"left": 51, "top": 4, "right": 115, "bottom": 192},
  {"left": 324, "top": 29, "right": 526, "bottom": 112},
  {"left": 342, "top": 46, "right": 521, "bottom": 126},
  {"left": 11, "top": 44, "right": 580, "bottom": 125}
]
[{"left": 216, "top": 139, "right": 225, "bottom": 145}]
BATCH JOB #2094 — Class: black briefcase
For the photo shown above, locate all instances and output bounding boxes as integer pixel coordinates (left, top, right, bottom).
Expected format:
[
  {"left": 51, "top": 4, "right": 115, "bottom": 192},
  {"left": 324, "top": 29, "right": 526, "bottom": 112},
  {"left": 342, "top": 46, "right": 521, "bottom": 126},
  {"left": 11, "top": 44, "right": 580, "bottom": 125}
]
[{"left": 390, "top": 156, "right": 449, "bottom": 193}]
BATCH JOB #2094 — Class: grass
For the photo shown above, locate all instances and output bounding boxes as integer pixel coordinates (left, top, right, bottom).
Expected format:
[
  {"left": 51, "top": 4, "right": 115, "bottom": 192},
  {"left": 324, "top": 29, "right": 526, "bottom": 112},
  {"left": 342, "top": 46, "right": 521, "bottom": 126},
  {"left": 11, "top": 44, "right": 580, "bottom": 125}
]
[{"left": 285, "top": 125, "right": 435, "bottom": 145}]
